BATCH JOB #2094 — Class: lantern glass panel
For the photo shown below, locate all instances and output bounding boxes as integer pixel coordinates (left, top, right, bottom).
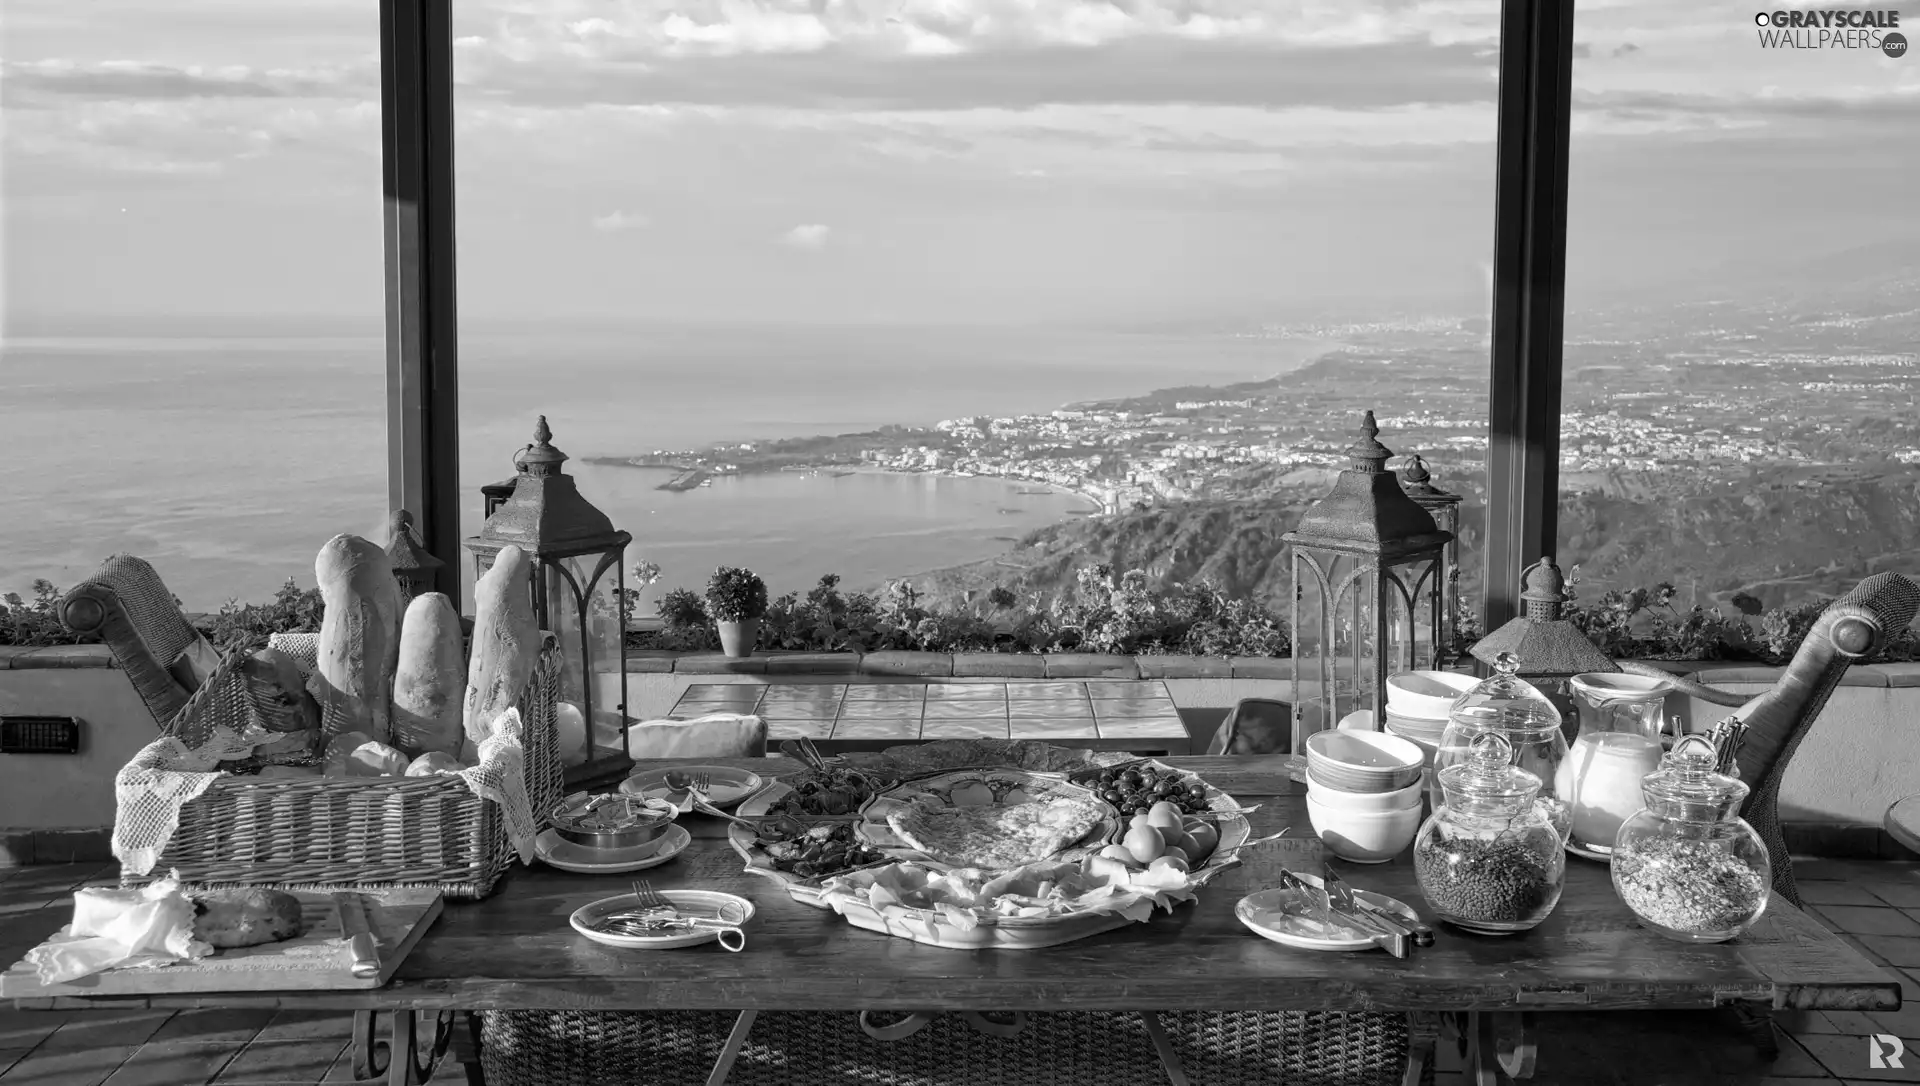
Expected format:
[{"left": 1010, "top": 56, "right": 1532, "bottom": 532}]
[
  {"left": 1291, "top": 548, "right": 1384, "bottom": 743},
  {"left": 583, "top": 560, "right": 630, "bottom": 753},
  {"left": 544, "top": 559, "right": 592, "bottom": 766},
  {"left": 1387, "top": 556, "right": 1442, "bottom": 671}
]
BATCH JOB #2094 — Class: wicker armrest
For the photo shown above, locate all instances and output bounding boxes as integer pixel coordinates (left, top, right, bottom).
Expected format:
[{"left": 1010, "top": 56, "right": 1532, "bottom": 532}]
[
  {"left": 1615, "top": 662, "right": 1752, "bottom": 708},
  {"left": 58, "top": 575, "right": 193, "bottom": 729}
]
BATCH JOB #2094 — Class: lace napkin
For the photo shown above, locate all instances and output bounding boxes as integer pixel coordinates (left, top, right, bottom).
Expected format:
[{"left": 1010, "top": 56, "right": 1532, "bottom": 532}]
[{"left": 24, "top": 876, "right": 212, "bottom": 985}]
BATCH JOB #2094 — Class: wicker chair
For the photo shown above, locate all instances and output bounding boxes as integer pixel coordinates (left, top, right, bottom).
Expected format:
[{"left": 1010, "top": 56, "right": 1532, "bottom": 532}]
[
  {"left": 1617, "top": 571, "right": 1920, "bottom": 909},
  {"left": 56, "top": 554, "right": 213, "bottom": 729}
]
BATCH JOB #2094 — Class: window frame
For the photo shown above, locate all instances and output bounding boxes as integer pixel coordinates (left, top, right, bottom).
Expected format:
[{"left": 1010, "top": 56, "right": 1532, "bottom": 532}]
[{"left": 376, "top": 0, "right": 1578, "bottom": 626}]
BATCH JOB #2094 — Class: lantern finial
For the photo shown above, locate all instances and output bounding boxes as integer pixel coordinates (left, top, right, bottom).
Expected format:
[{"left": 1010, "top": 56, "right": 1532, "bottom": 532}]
[
  {"left": 1402, "top": 454, "right": 1431, "bottom": 486},
  {"left": 517, "top": 415, "right": 569, "bottom": 477},
  {"left": 1521, "top": 558, "right": 1568, "bottom": 620},
  {"left": 1346, "top": 411, "right": 1393, "bottom": 474}
]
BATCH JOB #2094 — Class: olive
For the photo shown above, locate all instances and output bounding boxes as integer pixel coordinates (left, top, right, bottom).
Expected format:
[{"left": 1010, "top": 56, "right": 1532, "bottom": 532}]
[
  {"left": 1103, "top": 789, "right": 1123, "bottom": 804},
  {"left": 1152, "top": 780, "right": 1174, "bottom": 796}
]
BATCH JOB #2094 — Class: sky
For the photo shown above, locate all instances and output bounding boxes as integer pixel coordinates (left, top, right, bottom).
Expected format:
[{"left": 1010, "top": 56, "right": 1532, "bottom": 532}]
[{"left": 3, "top": 0, "right": 1916, "bottom": 330}]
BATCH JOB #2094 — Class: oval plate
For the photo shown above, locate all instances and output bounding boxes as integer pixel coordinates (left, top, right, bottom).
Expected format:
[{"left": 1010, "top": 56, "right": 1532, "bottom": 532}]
[
  {"left": 536, "top": 824, "right": 691, "bottom": 875},
  {"left": 621, "top": 765, "right": 765, "bottom": 809},
  {"left": 570, "top": 889, "right": 756, "bottom": 950},
  {"left": 1235, "top": 874, "right": 1420, "bottom": 952}
]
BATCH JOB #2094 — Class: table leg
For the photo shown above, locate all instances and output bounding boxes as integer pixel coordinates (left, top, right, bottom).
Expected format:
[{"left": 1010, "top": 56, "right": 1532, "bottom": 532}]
[
  {"left": 1402, "top": 1012, "right": 1444, "bottom": 1086},
  {"left": 1137, "top": 1011, "right": 1190, "bottom": 1086},
  {"left": 1461, "top": 1011, "right": 1537, "bottom": 1083},
  {"left": 1730, "top": 1002, "right": 1780, "bottom": 1060},
  {"left": 350, "top": 1009, "right": 457, "bottom": 1085},
  {"left": 705, "top": 1009, "right": 757, "bottom": 1086}
]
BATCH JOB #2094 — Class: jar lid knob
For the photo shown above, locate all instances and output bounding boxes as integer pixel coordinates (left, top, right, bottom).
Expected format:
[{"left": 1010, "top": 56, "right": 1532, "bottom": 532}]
[
  {"left": 1666, "top": 733, "right": 1717, "bottom": 779},
  {"left": 1467, "top": 732, "right": 1514, "bottom": 776},
  {"left": 1492, "top": 651, "right": 1521, "bottom": 678}
]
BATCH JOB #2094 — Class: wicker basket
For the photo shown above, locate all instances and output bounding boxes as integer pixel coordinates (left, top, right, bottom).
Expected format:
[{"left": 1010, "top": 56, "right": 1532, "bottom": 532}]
[
  {"left": 120, "top": 633, "right": 564, "bottom": 900},
  {"left": 477, "top": 1009, "right": 1430, "bottom": 1086}
]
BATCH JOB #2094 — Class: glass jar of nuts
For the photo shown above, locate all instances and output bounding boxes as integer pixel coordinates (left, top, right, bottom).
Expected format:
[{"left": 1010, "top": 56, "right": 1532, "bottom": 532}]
[{"left": 1611, "top": 734, "right": 1771, "bottom": 943}]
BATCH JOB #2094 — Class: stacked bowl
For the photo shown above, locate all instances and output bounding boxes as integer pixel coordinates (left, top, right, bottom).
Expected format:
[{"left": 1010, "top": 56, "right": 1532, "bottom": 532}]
[
  {"left": 1303, "top": 729, "right": 1427, "bottom": 863},
  {"left": 1382, "top": 671, "right": 1478, "bottom": 765}
]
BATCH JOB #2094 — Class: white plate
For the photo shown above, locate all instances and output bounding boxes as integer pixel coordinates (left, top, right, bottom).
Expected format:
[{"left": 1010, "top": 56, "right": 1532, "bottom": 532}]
[
  {"left": 1235, "top": 874, "right": 1421, "bottom": 952},
  {"left": 1564, "top": 840, "right": 1613, "bottom": 863},
  {"left": 570, "top": 889, "right": 757, "bottom": 950},
  {"left": 620, "top": 765, "right": 766, "bottom": 809},
  {"left": 536, "top": 824, "right": 691, "bottom": 874}
]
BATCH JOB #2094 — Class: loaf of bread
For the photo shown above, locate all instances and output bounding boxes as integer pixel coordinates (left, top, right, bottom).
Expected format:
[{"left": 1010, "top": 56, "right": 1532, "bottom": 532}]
[
  {"left": 313, "top": 534, "right": 404, "bottom": 743},
  {"left": 191, "top": 888, "right": 305, "bottom": 949},
  {"left": 463, "top": 545, "right": 540, "bottom": 755},
  {"left": 390, "top": 592, "right": 467, "bottom": 757}
]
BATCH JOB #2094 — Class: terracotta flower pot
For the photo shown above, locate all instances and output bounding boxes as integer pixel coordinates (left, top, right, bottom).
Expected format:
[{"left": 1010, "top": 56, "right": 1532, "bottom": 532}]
[{"left": 717, "top": 618, "right": 760, "bottom": 658}]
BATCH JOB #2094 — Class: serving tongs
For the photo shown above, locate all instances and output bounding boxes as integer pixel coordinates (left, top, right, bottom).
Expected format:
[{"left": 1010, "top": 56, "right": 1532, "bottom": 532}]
[
  {"left": 1321, "top": 864, "right": 1431, "bottom": 949},
  {"left": 1275, "top": 869, "right": 1406, "bottom": 958},
  {"left": 779, "top": 737, "right": 834, "bottom": 773}
]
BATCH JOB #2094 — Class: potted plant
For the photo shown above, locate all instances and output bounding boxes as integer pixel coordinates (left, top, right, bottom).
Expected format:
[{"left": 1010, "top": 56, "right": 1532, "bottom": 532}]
[{"left": 707, "top": 566, "right": 768, "bottom": 657}]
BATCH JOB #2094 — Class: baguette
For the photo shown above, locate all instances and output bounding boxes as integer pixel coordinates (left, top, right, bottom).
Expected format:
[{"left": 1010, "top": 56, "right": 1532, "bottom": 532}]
[
  {"left": 312, "top": 535, "right": 404, "bottom": 742},
  {"left": 390, "top": 592, "right": 467, "bottom": 757},
  {"left": 463, "top": 545, "right": 540, "bottom": 754}
]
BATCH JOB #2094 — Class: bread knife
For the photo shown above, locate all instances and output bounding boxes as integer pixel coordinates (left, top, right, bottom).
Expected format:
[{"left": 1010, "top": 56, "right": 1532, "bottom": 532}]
[{"left": 333, "top": 892, "right": 380, "bottom": 979}]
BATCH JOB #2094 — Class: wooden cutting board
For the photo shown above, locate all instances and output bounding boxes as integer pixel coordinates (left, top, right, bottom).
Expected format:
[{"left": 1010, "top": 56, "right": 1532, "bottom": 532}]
[{"left": 0, "top": 888, "right": 442, "bottom": 997}]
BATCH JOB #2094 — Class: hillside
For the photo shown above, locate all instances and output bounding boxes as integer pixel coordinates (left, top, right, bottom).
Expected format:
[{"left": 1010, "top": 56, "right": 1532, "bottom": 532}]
[{"left": 911, "top": 469, "right": 1920, "bottom": 617}]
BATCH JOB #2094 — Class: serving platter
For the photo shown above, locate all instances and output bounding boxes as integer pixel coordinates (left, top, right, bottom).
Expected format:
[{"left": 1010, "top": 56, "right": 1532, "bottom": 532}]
[
  {"left": 569, "top": 890, "right": 755, "bottom": 951},
  {"left": 620, "top": 765, "right": 765, "bottom": 809}
]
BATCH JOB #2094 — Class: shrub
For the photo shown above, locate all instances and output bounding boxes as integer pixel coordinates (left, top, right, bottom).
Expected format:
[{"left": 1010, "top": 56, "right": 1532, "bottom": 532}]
[
  {"left": 706, "top": 566, "right": 768, "bottom": 623},
  {"left": 199, "top": 578, "right": 325, "bottom": 655},
  {"left": 0, "top": 580, "right": 94, "bottom": 647}
]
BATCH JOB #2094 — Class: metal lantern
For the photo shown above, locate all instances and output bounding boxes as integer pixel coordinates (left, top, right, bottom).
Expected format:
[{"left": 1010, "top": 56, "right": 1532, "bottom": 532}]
[
  {"left": 465, "top": 416, "right": 633, "bottom": 784},
  {"left": 382, "top": 509, "right": 443, "bottom": 602},
  {"left": 1398, "top": 454, "right": 1464, "bottom": 666},
  {"left": 1470, "top": 557, "right": 1621, "bottom": 723},
  {"left": 1284, "top": 412, "right": 1454, "bottom": 753}
]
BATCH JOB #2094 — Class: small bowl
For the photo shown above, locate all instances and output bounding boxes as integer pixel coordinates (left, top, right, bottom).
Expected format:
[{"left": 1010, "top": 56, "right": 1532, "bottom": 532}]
[
  {"left": 1306, "top": 794, "right": 1423, "bottom": 863},
  {"left": 1305, "top": 730, "right": 1425, "bottom": 793},
  {"left": 1306, "top": 775, "right": 1425, "bottom": 813},
  {"left": 550, "top": 794, "right": 677, "bottom": 851},
  {"left": 1385, "top": 671, "right": 1478, "bottom": 721}
]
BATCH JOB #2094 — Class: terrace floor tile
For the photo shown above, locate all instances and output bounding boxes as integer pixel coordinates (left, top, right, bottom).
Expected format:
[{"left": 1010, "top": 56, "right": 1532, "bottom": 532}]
[
  {"left": 210, "top": 1039, "right": 350, "bottom": 1084},
  {"left": 101, "top": 1043, "right": 240, "bottom": 1086},
  {"left": 1816, "top": 907, "right": 1920, "bottom": 938},
  {"left": 1008, "top": 719, "right": 1102, "bottom": 740},
  {"left": 0, "top": 1043, "right": 137, "bottom": 1086},
  {"left": 1087, "top": 680, "right": 1169, "bottom": 699},
  {"left": 1004, "top": 682, "right": 1088, "bottom": 698},
  {"left": 763, "top": 720, "right": 834, "bottom": 740},
  {"left": 922, "top": 684, "right": 1009, "bottom": 700},
  {"left": 921, "top": 702, "right": 1005, "bottom": 720},
  {"left": 919, "top": 719, "right": 1012, "bottom": 739},
  {"left": 828, "top": 720, "right": 922, "bottom": 740}
]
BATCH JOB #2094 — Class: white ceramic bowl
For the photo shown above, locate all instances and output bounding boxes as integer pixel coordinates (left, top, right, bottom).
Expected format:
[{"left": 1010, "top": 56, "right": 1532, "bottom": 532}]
[
  {"left": 1304, "top": 729, "right": 1426, "bottom": 793},
  {"left": 1306, "top": 794, "right": 1424, "bottom": 864},
  {"left": 1306, "top": 775, "right": 1424, "bottom": 813},
  {"left": 1385, "top": 671, "right": 1479, "bottom": 721}
]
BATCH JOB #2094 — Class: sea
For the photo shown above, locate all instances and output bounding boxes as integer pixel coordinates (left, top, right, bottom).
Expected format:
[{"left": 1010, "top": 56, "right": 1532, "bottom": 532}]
[{"left": 3, "top": 323, "right": 1335, "bottom": 611}]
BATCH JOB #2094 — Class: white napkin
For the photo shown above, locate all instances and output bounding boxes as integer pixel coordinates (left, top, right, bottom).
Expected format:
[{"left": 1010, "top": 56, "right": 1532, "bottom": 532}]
[
  {"left": 625, "top": 713, "right": 768, "bottom": 761},
  {"left": 25, "top": 876, "right": 212, "bottom": 985}
]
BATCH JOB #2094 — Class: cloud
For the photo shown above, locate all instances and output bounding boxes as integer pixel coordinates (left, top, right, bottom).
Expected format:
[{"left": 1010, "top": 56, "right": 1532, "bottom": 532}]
[
  {"left": 782, "top": 223, "right": 830, "bottom": 248},
  {"left": 591, "top": 210, "right": 651, "bottom": 231},
  {"left": 1, "top": 59, "right": 371, "bottom": 104}
]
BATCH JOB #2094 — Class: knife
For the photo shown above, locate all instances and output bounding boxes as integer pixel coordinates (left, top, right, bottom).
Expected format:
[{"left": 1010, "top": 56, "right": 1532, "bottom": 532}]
[
  {"left": 333, "top": 892, "right": 380, "bottom": 980},
  {"left": 1278, "top": 870, "right": 1402, "bottom": 957},
  {"left": 1321, "top": 866, "right": 1430, "bottom": 949},
  {"left": 1315, "top": 872, "right": 1409, "bottom": 959}
]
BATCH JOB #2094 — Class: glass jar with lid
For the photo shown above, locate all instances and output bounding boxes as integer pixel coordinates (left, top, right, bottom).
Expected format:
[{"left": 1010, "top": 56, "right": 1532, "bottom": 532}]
[
  {"left": 1414, "top": 732, "right": 1567, "bottom": 934},
  {"left": 1432, "top": 652, "right": 1571, "bottom": 842},
  {"left": 1612, "top": 734, "right": 1771, "bottom": 943}
]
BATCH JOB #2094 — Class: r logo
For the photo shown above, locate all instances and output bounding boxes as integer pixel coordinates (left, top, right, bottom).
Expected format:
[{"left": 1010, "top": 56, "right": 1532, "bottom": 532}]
[{"left": 1870, "top": 1033, "right": 1907, "bottom": 1069}]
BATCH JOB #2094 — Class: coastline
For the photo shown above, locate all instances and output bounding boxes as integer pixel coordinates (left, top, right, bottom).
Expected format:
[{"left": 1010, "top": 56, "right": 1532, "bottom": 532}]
[{"left": 834, "top": 464, "right": 1107, "bottom": 515}]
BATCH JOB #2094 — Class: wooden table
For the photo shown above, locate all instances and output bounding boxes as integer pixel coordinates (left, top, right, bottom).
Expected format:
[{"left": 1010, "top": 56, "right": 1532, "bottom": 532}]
[
  {"left": 670, "top": 680, "right": 1193, "bottom": 755},
  {"left": 8, "top": 756, "right": 1899, "bottom": 1085}
]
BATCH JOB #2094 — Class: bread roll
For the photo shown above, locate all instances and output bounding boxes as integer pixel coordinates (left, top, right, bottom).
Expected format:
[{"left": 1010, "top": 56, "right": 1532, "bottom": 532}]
[
  {"left": 463, "top": 546, "right": 540, "bottom": 751},
  {"left": 391, "top": 592, "right": 467, "bottom": 757},
  {"left": 405, "top": 751, "right": 465, "bottom": 776},
  {"left": 313, "top": 535, "right": 404, "bottom": 743}
]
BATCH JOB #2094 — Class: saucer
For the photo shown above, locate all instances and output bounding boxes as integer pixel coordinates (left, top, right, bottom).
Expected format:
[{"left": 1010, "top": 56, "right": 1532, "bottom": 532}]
[{"left": 535, "top": 824, "right": 691, "bottom": 874}]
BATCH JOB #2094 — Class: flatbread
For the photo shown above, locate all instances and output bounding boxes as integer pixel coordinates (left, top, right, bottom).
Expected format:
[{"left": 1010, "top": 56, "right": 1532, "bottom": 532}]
[{"left": 886, "top": 797, "right": 1108, "bottom": 869}]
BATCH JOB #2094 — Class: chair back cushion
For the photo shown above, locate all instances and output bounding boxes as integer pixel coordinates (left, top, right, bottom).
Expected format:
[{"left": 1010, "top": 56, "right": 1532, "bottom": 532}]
[{"left": 1207, "top": 698, "right": 1292, "bottom": 756}]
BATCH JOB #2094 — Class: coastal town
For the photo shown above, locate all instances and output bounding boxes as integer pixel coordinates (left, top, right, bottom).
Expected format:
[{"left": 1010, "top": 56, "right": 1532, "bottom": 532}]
[{"left": 593, "top": 285, "right": 1919, "bottom": 516}]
